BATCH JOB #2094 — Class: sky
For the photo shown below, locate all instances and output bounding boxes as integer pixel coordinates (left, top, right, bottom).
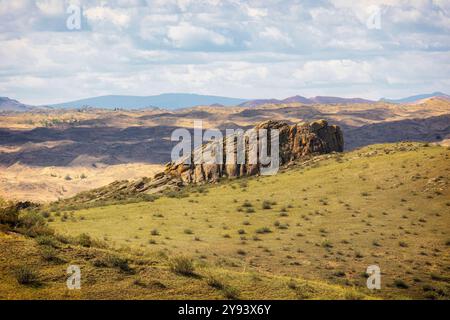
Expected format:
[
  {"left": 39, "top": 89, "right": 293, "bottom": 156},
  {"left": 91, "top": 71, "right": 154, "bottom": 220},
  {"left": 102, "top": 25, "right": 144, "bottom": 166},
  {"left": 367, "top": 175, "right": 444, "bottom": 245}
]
[{"left": 0, "top": 0, "right": 449, "bottom": 105}]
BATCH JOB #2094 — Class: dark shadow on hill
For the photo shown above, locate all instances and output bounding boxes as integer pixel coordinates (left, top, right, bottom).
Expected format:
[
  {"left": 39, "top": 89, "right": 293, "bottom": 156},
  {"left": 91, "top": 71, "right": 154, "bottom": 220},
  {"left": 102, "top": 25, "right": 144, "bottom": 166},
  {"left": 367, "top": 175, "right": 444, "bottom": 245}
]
[
  {"left": 343, "top": 114, "right": 450, "bottom": 150},
  {"left": 0, "top": 125, "right": 184, "bottom": 166},
  {"left": 0, "top": 115, "right": 448, "bottom": 166}
]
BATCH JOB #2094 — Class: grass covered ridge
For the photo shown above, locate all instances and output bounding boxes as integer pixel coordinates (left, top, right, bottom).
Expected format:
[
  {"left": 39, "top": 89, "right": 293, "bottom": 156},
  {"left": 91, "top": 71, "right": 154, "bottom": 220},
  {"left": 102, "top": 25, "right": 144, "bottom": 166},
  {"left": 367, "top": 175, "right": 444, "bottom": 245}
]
[{"left": 1, "top": 142, "right": 449, "bottom": 299}]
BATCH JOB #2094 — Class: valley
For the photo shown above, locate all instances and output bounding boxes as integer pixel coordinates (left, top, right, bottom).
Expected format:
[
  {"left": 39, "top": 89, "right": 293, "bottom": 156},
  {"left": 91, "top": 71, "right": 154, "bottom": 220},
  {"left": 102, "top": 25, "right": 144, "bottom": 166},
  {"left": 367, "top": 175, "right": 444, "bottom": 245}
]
[{"left": 0, "top": 98, "right": 449, "bottom": 202}]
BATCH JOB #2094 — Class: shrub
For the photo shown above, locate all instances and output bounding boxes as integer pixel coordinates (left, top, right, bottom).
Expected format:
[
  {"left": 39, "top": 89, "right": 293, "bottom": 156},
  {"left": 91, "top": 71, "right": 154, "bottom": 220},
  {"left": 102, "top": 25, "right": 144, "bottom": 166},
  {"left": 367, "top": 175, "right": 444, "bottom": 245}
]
[
  {"left": 18, "top": 211, "right": 53, "bottom": 238},
  {"left": 287, "top": 279, "right": 297, "bottom": 289},
  {"left": 77, "top": 233, "right": 93, "bottom": 247},
  {"left": 41, "top": 247, "right": 61, "bottom": 262},
  {"left": 222, "top": 285, "right": 240, "bottom": 300},
  {"left": 242, "top": 201, "right": 253, "bottom": 208},
  {"left": 150, "top": 229, "right": 160, "bottom": 236},
  {"left": 237, "top": 229, "right": 246, "bottom": 235},
  {"left": 393, "top": 279, "right": 409, "bottom": 289},
  {"left": 206, "top": 276, "right": 224, "bottom": 290},
  {"left": 107, "top": 255, "right": 132, "bottom": 273},
  {"left": 36, "top": 235, "right": 59, "bottom": 248},
  {"left": 399, "top": 241, "right": 408, "bottom": 248},
  {"left": 255, "top": 227, "right": 272, "bottom": 234},
  {"left": 41, "top": 211, "right": 51, "bottom": 218},
  {"left": 262, "top": 201, "right": 272, "bottom": 210},
  {"left": 321, "top": 240, "right": 333, "bottom": 249},
  {"left": 15, "top": 266, "right": 39, "bottom": 285},
  {"left": 184, "top": 228, "right": 193, "bottom": 235},
  {"left": 169, "top": 256, "right": 195, "bottom": 276}
]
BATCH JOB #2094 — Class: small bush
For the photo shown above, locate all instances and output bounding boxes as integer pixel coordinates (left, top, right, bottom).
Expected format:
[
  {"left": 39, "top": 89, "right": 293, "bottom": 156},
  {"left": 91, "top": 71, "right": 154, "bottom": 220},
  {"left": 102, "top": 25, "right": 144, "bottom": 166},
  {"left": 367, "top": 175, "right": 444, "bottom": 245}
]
[
  {"left": 206, "top": 276, "right": 224, "bottom": 290},
  {"left": 222, "top": 285, "right": 240, "bottom": 300},
  {"left": 170, "top": 256, "right": 195, "bottom": 276},
  {"left": 77, "top": 233, "right": 93, "bottom": 247},
  {"left": 150, "top": 229, "right": 160, "bottom": 236},
  {"left": 399, "top": 241, "right": 408, "bottom": 248},
  {"left": 15, "top": 266, "right": 39, "bottom": 285},
  {"left": 184, "top": 229, "right": 193, "bottom": 235},
  {"left": 242, "top": 201, "right": 253, "bottom": 208},
  {"left": 321, "top": 240, "right": 333, "bottom": 249},
  {"left": 36, "top": 235, "right": 59, "bottom": 248},
  {"left": 262, "top": 201, "right": 272, "bottom": 210},
  {"left": 107, "top": 255, "right": 132, "bottom": 273},
  {"left": 41, "top": 211, "right": 51, "bottom": 218},
  {"left": 393, "top": 279, "right": 409, "bottom": 289},
  {"left": 287, "top": 279, "right": 297, "bottom": 289},
  {"left": 255, "top": 227, "right": 272, "bottom": 234},
  {"left": 41, "top": 247, "right": 62, "bottom": 263}
]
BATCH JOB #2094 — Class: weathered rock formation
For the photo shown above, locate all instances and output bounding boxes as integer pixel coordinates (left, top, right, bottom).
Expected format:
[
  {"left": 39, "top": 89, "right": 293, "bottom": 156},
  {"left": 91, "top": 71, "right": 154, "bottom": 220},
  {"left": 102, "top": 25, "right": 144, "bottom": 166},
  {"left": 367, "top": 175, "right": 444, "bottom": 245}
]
[
  {"left": 164, "top": 119, "right": 343, "bottom": 184},
  {"left": 65, "top": 120, "right": 343, "bottom": 204}
]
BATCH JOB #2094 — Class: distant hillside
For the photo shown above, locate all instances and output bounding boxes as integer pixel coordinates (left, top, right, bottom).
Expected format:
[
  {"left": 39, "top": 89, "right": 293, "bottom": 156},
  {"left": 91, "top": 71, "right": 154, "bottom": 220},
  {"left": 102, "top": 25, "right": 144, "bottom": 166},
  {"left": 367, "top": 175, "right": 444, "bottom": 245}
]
[
  {"left": 381, "top": 92, "right": 450, "bottom": 104},
  {"left": 239, "top": 95, "right": 375, "bottom": 107},
  {"left": 0, "top": 97, "right": 36, "bottom": 112},
  {"left": 48, "top": 94, "right": 248, "bottom": 110}
]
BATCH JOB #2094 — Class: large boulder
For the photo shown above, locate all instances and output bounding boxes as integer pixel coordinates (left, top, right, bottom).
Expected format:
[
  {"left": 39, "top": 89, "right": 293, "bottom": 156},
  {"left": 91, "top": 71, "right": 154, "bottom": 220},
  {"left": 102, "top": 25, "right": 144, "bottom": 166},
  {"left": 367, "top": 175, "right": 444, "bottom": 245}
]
[{"left": 165, "top": 119, "right": 343, "bottom": 184}]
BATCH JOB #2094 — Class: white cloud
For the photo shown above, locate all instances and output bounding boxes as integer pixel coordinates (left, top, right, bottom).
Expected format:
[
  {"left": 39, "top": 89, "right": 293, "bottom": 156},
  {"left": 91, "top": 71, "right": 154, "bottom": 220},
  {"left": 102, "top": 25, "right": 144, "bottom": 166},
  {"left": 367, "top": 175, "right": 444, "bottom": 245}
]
[
  {"left": 166, "top": 23, "right": 232, "bottom": 49},
  {"left": 0, "top": 0, "right": 449, "bottom": 103},
  {"left": 84, "top": 6, "right": 130, "bottom": 28},
  {"left": 244, "top": 5, "right": 268, "bottom": 19},
  {"left": 36, "top": 0, "right": 65, "bottom": 15},
  {"left": 259, "top": 26, "right": 292, "bottom": 46},
  {"left": 293, "top": 60, "right": 373, "bottom": 84}
]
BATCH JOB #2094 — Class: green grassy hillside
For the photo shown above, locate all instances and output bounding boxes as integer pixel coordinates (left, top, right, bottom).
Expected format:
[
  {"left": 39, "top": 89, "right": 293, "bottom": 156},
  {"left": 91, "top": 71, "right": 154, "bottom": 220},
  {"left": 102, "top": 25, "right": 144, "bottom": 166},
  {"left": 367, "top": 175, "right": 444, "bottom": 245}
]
[{"left": 2, "top": 142, "right": 449, "bottom": 299}]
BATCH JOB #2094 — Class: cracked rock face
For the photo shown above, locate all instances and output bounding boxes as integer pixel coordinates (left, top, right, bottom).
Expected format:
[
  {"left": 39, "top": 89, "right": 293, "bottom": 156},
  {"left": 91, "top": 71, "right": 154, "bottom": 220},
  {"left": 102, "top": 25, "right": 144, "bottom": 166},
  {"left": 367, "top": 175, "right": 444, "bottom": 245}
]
[{"left": 164, "top": 119, "right": 344, "bottom": 184}]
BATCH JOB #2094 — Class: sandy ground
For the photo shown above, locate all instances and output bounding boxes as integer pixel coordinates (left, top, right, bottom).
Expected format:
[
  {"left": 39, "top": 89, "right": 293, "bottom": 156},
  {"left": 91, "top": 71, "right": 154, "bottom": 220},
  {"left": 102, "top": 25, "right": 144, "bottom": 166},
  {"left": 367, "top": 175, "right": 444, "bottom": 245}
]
[{"left": 0, "top": 163, "right": 163, "bottom": 203}]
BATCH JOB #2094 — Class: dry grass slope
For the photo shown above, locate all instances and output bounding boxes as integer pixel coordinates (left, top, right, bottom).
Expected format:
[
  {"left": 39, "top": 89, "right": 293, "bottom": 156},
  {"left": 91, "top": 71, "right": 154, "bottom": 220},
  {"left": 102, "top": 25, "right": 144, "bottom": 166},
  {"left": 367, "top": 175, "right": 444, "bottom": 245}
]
[
  {"left": 1, "top": 142, "right": 449, "bottom": 299},
  {"left": 42, "top": 142, "right": 450, "bottom": 299}
]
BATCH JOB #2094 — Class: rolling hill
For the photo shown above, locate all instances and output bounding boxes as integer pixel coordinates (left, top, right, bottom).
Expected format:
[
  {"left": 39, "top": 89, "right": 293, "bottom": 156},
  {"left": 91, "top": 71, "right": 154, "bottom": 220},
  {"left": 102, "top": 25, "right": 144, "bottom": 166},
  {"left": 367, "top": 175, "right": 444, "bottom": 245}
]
[{"left": 11, "top": 142, "right": 446, "bottom": 300}]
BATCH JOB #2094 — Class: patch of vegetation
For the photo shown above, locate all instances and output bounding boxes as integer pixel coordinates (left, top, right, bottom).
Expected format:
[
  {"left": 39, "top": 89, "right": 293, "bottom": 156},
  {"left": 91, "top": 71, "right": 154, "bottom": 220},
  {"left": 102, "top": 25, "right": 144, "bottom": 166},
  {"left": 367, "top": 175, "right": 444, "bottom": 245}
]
[
  {"left": 169, "top": 256, "right": 195, "bottom": 277},
  {"left": 14, "top": 266, "right": 40, "bottom": 286}
]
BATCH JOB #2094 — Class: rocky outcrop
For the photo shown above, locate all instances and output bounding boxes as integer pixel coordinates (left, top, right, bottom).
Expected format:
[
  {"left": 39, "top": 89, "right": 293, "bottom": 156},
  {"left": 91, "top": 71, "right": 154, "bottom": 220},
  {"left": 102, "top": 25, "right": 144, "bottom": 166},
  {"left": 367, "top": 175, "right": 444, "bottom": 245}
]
[
  {"left": 63, "top": 120, "right": 343, "bottom": 205},
  {"left": 165, "top": 119, "right": 343, "bottom": 184}
]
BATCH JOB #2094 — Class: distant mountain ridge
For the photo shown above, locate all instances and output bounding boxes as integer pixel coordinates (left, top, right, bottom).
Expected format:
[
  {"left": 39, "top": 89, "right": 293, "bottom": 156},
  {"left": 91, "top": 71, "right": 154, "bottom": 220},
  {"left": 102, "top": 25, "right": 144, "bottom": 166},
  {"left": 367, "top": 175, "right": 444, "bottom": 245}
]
[
  {"left": 239, "top": 95, "right": 375, "bottom": 107},
  {"left": 381, "top": 92, "right": 450, "bottom": 104},
  {"left": 2, "top": 92, "right": 449, "bottom": 112},
  {"left": 47, "top": 93, "right": 248, "bottom": 110}
]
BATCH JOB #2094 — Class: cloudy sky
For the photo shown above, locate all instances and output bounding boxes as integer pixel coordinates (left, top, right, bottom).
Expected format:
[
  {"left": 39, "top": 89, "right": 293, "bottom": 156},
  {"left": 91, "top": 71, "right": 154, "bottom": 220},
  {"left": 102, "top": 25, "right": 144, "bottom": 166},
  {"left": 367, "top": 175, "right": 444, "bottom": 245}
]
[{"left": 0, "top": 0, "right": 449, "bottom": 105}]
